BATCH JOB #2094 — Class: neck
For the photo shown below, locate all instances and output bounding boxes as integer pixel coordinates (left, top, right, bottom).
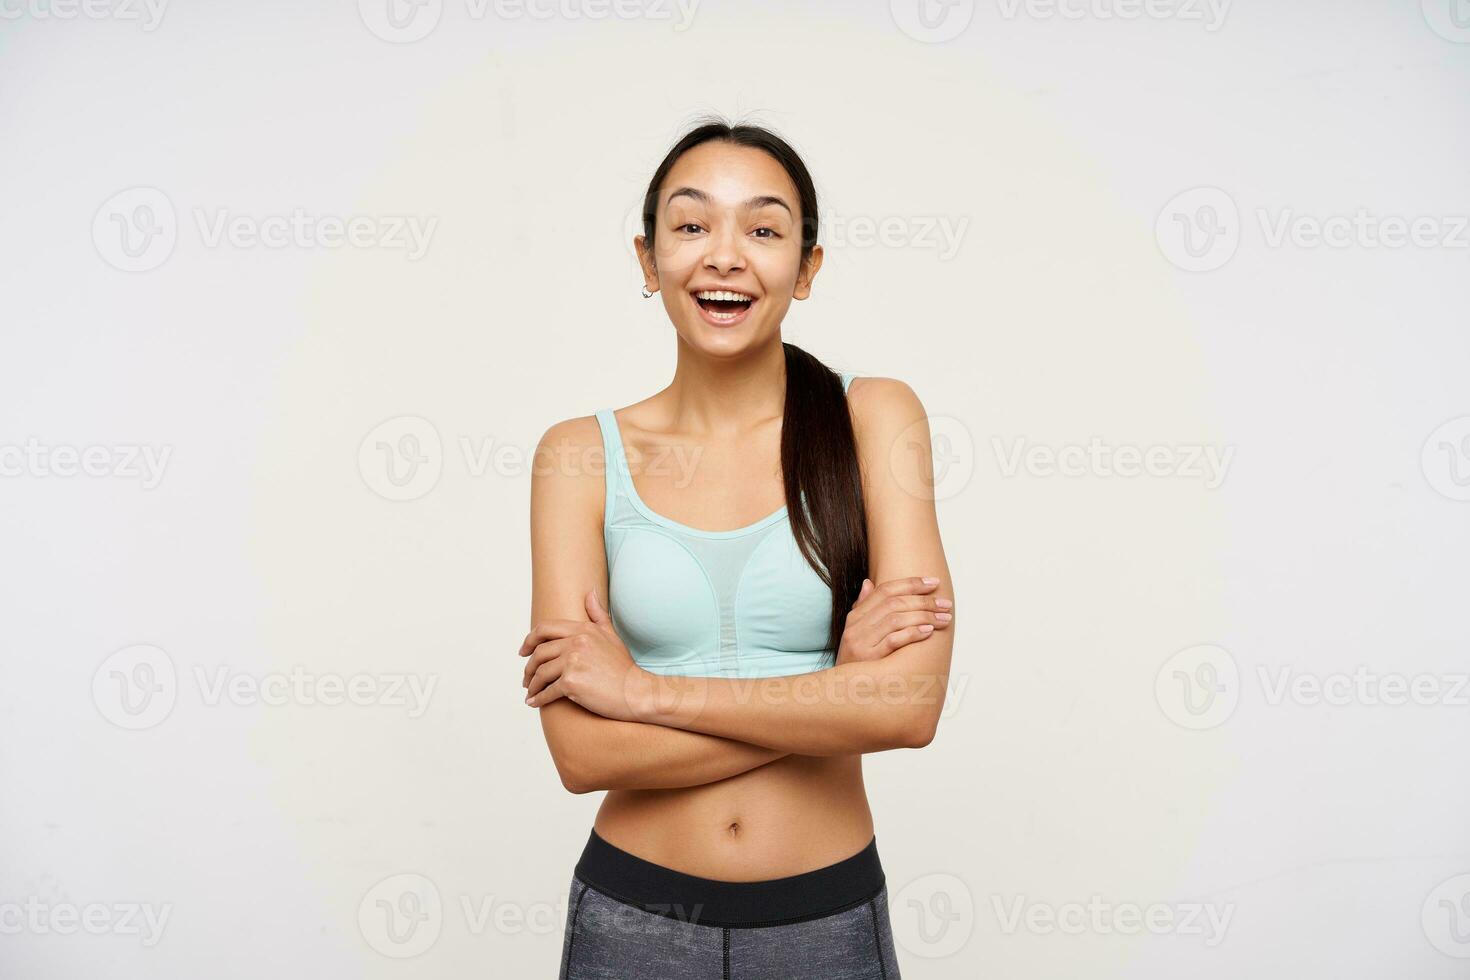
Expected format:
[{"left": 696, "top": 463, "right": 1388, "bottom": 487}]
[{"left": 663, "top": 336, "right": 788, "bottom": 436}]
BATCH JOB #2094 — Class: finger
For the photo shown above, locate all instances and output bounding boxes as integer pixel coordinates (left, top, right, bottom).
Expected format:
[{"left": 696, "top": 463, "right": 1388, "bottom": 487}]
[
  {"left": 881, "top": 623, "right": 935, "bottom": 653},
  {"left": 526, "top": 677, "right": 568, "bottom": 708},
  {"left": 525, "top": 656, "right": 567, "bottom": 700},
  {"left": 879, "top": 594, "right": 955, "bottom": 618},
  {"left": 521, "top": 639, "right": 571, "bottom": 688},
  {"left": 585, "top": 589, "right": 610, "bottom": 626},
  {"left": 846, "top": 576, "right": 888, "bottom": 618},
  {"left": 851, "top": 578, "right": 938, "bottom": 619},
  {"left": 518, "top": 620, "right": 585, "bottom": 658},
  {"left": 875, "top": 576, "right": 942, "bottom": 599},
  {"left": 879, "top": 610, "right": 953, "bottom": 634}
]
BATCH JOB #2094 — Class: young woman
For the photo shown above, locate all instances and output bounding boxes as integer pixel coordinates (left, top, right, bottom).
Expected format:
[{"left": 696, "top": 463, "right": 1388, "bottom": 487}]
[{"left": 521, "top": 120, "right": 955, "bottom": 979}]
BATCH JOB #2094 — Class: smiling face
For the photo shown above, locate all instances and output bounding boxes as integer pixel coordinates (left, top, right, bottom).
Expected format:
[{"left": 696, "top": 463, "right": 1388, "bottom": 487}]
[{"left": 636, "top": 140, "right": 823, "bottom": 358}]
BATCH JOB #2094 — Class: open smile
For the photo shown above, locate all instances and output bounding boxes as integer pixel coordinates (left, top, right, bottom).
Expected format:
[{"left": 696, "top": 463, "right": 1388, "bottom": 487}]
[{"left": 692, "top": 289, "right": 756, "bottom": 327}]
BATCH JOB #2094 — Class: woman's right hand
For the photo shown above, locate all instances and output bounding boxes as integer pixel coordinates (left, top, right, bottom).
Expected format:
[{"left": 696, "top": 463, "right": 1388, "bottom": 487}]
[{"left": 835, "top": 576, "right": 953, "bottom": 666}]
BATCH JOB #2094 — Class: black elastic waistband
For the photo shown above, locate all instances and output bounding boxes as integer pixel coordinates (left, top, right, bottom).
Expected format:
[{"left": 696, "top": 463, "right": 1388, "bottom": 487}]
[{"left": 573, "top": 828, "right": 885, "bottom": 929}]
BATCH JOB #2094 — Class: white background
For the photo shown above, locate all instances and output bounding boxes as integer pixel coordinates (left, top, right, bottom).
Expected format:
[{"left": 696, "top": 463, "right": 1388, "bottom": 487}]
[{"left": 2, "top": 1, "right": 1468, "bottom": 976}]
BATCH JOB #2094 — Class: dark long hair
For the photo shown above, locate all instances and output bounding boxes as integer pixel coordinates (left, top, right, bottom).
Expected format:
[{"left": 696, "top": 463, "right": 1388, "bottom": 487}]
[{"left": 638, "top": 119, "right": 868, "bottom": 659}]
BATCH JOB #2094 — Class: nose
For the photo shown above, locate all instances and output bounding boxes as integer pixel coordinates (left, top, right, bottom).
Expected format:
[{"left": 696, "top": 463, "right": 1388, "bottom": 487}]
[{"left": 701, "top": 218, "right": 745, "bottom": 277}]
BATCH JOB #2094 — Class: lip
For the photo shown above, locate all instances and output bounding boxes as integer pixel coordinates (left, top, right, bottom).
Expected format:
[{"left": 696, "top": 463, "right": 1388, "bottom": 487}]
[{"left": 690, "top": 289, "right": 758, "bottom": 329}]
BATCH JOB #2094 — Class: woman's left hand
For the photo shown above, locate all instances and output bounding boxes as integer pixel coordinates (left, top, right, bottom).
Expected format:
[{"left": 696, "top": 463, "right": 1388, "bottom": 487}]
[{"left": 520, "top": 589, "right": 651, "bottom": 721}]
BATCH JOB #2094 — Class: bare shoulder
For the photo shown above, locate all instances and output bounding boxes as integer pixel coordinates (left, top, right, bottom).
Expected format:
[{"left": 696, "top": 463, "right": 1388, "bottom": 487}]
[
  {"left": 845, "top": 375, "right": 928, "bottom": 438},
  {"left": 530, "top": 413, "right": 606, "bottom": 519},
  {"left": 536, "top": 413, "right": 603, "bottom": 457}
]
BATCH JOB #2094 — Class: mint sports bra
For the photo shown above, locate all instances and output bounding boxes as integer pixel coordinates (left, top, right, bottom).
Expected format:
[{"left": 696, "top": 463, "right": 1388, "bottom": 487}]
[{"left": 595, "top": 372, "right": 856, "bottom": 678}]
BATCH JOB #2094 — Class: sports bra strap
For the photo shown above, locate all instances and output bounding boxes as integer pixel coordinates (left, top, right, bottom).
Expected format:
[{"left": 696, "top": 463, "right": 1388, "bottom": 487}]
[
  {"left": 596, "top": 372, "right": 856, "bottom": 510},
  {"left": 594, "top": 408, "right": 629, "bottom": 503}
]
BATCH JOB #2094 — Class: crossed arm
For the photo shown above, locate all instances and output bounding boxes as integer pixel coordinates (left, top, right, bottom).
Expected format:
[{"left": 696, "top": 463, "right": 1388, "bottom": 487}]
[{"left": 526, "top": 378, "right": 954, "bottom": 793}]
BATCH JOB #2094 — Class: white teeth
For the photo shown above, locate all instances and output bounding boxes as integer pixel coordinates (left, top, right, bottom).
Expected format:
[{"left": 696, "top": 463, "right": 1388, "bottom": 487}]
[{"left": 695, "top": 290, "right": 754, "bottom": 302}]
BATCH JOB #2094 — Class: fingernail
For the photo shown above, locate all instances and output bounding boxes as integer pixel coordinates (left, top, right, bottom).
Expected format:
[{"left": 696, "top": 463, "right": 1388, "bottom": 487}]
[
  {"left": 935, "top": 612, "right": 952, "bottom": 622},
  {"left": 524, "top": 697, "right": 534, "bottom": 705},
  {"left": 919, "top": 624, "right": 934, "bottom": 633},
  {"left": 935, "top": 598, "right": 953, "bottom": 609},
  {"left": 922, "top": 577, "right": 940, "bottom": 585}
]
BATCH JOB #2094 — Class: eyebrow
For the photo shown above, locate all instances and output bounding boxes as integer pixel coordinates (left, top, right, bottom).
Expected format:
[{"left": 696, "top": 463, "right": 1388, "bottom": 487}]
[{"left": 665, "top": 186, "right": 793, "bottom": 216}]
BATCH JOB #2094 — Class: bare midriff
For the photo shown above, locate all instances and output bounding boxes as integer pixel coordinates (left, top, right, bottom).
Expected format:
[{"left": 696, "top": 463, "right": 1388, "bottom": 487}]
[{"left": 592, "top": 753, "right": 875, "bottom": 881}]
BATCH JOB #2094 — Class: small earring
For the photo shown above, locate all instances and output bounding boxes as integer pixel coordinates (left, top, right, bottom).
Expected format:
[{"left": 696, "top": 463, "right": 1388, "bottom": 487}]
[{"left": 640, "top": 286, "right": 654, "bottom": 298}]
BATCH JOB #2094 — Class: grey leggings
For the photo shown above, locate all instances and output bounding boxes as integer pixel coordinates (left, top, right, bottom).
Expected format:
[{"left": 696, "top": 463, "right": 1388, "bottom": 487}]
[{"left": 558, "top": 829, "right": 901, "bottom": 979}]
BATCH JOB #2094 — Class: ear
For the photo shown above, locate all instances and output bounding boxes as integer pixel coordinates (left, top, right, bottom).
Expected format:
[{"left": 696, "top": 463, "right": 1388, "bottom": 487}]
[
  {"left": 634, "top": 235, "right": 659, "bottom": 295},
  {"left": 793, "top": 244, "right": 824, "bottom": 300}
]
